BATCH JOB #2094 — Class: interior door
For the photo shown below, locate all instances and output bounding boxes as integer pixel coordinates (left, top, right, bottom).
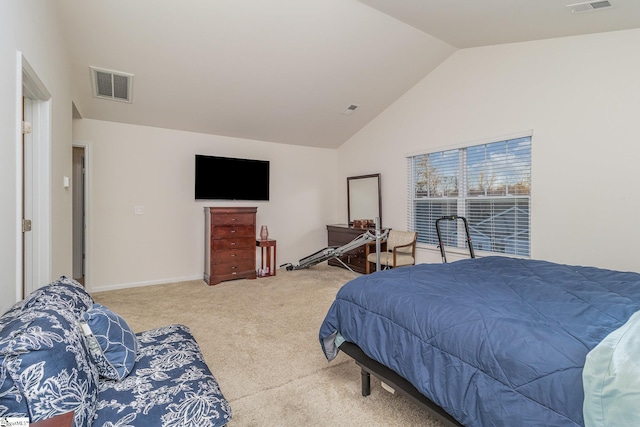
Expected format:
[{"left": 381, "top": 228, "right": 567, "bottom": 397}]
[{"left": 20, "top": 55, "right": 52, "bottom": 299}]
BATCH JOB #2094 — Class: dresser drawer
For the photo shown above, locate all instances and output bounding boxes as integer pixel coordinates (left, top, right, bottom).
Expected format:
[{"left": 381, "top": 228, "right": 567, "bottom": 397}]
[
  {"left": 347, "top": 252, "right": 367, "bottom": 270},
  {"left": 211, "top": 225, "right": 254, "bottom": 239},
  {"left": 211, "top": 237, "right": 255, "bottom": 251},
  {"left": 211, "top": 213, "right": 255, "bottom": 227},
  {"left": 211, "top": 260, "right": 255, "bottom": 276},
  {"left": 211, "top": 249, "right": 254, "bottom": 265}
]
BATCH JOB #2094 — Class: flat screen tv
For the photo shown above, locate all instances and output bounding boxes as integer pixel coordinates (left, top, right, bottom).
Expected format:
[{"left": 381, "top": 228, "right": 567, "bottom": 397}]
[{"left": 195, "top": 155, "right": 270, "bottom": 201}]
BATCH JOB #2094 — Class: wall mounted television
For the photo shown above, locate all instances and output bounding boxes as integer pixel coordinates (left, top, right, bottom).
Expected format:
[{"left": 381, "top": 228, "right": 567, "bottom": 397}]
[{"left": 195, "top": 155, "right": 270, "bottom": 201}]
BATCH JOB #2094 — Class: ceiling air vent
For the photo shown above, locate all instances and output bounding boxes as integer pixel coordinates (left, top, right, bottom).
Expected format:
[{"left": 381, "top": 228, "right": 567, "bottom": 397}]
[
  {"left": 90, "top": 66, "right": 133, "bottom": 103},
  {"left": 566, "top": 1, "right": 613, "bottom": 13},
  {"left": 341, "top": 104, "right": 359, "bottom": 115}
]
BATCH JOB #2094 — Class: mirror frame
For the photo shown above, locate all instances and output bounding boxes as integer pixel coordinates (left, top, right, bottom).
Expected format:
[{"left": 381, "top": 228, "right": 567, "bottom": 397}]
[{"left": 347, "top": 173, "right": 382, "bottom": 227}]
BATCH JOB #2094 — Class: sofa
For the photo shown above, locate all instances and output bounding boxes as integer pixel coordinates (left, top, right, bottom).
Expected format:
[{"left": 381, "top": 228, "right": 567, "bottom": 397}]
[{"left": 0, "top": 277, "right": 232, "bottom": 426}]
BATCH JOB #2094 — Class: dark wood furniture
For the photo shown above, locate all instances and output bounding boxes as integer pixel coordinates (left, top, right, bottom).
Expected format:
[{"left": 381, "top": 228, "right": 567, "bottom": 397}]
[
  {"left": 326, "top": 224, "right": 372, "bottom": 274},
  {"left": 204, "top": 206, "right": 257, "bottom": 285},
  {"left": 30, "top": 411, "right": 74, "bottom": 427},
  {"left": 256, "top": 238, "right": 276, "bottom": 277}
]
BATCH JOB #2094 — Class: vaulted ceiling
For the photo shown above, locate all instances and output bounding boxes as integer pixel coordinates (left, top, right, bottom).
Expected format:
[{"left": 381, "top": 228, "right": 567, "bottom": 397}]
[{"left": 56, "top": 0, "right": 640, "bottom": 149}]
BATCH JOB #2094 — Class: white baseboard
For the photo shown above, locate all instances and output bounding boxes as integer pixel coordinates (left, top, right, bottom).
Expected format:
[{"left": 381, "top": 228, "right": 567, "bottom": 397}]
[{"left": 89, "top": 275, "right": 203, "bottom": 293}]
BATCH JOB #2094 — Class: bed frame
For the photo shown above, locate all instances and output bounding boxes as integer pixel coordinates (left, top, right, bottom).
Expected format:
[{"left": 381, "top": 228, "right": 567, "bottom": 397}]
[{"left": 339, "top": 341, "right": 464, "bottom": 427}]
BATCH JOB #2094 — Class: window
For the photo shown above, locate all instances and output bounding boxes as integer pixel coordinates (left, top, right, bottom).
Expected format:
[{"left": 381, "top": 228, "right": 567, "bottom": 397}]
[{"left": 407, "top": 135, "right": 531, "bottom": 257}]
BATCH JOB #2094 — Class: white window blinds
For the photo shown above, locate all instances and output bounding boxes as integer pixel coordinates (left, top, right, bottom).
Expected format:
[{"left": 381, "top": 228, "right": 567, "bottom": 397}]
[{"left": 407, "top": 135, "right": 531, "bottom": 257}]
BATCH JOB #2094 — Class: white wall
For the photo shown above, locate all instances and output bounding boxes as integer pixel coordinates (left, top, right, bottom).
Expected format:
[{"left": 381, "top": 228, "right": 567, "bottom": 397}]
[
  {"left": 338, "top": 29, "right": 640, "bottom": 273},
  {"left": 0, "top": 1, "right": 73, "bottom": 314},
  {"left": 72, "top": 119, "right": 338, "bottom": 291}
]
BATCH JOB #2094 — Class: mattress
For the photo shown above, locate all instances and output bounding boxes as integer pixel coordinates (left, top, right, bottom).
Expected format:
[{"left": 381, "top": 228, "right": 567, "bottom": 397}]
[{"left": 319, "top": 257, "right": 640, "bottom": 426}]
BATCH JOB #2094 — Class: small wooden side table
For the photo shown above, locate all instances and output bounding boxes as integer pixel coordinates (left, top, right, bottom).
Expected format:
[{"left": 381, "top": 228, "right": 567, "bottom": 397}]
[{"left": 256, "top": 239, "right": 277, "bottom": 277}]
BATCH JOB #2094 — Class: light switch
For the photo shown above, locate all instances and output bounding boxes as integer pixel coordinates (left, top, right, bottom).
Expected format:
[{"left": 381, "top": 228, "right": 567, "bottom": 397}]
[
  {"left": 63, "top": 176, "right": 70, "bottom": 188},
  {"left": 134, "top": 206, "right": 144, "bottom": 215}
]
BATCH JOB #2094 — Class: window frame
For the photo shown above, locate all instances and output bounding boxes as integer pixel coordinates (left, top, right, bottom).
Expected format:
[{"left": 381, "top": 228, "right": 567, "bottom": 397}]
[{"left": 406, "top": 132, "right": 532, "bottom": 258}]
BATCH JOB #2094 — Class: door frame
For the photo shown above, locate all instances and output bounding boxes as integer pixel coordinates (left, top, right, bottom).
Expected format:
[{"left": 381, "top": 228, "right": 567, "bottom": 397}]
[{"left": 16, "top": 52, "right": 52, "bottom": 300}]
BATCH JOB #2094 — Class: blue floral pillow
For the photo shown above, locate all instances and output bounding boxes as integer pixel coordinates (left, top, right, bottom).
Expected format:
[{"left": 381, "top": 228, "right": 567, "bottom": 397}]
[
  {"left": 2, "top": 309, "right": 99, "bottom": 426},
  {"left": 0, "top": 317, "right": 30, "bottom": 419},
  {"left": 1, "top": 278, "right": 99, "bottom": 424},
  {"left": 80, "top": 304, "right": 138, "bottom": 380},
  {"left": 22, "top": 276, "right": 94, "bottom": 318}
]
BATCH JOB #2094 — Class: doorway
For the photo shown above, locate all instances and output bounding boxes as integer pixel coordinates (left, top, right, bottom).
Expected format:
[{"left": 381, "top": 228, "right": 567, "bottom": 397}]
[{"left": 72, "top": 146, "right": 86, "bottom": 285}]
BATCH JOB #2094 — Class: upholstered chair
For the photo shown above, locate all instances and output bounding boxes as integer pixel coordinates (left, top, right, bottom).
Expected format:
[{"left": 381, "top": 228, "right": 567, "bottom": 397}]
[{"left": 366, "top": 230, "right": 417, "bottom": 274}]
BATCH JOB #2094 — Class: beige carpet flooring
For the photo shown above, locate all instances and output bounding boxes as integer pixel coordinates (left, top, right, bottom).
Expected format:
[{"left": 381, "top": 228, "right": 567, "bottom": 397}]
[{"left": 92, "top": 264, "right": 447, "bottom": 427}]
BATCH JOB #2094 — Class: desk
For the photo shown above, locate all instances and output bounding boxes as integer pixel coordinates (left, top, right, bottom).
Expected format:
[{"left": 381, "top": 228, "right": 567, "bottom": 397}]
[{"left": 256, "top": 239, "right": 276, "bottom": 277}]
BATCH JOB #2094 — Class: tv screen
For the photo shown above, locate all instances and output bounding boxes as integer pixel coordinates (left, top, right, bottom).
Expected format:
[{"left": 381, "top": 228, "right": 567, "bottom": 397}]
[{"left": 195, "top": 155, "right": 270, "bottom": 201}]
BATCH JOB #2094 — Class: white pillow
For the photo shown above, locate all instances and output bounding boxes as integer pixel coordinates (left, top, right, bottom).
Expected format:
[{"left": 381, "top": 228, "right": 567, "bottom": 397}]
[{"left": 583, "top": 310, "right": 640, "bottom": 427}]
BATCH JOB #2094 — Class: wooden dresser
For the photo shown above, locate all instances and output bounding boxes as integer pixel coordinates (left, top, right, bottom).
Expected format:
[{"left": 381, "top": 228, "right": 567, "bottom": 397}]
[
  {"left": 204, "top": 207, "right": 257, "bottom": 285},
  {"left": 326, "top": 224, "right": 372, "bottom": 274}
]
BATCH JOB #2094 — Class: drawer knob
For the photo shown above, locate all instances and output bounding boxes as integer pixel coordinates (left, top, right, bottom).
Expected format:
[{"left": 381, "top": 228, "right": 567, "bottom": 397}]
[{"left": 231, "top": 230, "right": 236, "bottom": 233}]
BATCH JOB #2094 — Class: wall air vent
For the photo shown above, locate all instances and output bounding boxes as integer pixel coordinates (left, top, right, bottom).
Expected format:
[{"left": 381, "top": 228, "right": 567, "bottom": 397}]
[
  {"left": 566, "top": 1, "right": 613, "bottom": 13},
  {"left": 90, "top": 66, "right": 133, "bottom": 103}
]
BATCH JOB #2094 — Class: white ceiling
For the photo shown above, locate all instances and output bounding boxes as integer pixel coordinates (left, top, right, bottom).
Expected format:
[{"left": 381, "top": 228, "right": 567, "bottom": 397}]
[
  {"left": 360, "top": 0, "right": 640, "bottom": 48},
  {"left": 56, "top": 0, "right": 640, "bottom": 149}
]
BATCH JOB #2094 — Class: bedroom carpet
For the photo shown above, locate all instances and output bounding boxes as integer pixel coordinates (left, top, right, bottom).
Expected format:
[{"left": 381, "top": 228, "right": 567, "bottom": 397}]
[{"left": 92, "top": 264, "right": 446, "bottom": 427}]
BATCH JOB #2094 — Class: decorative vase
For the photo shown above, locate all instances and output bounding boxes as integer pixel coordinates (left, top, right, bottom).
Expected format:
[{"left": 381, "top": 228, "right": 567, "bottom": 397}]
[{"left": 260, "top": 225, "right": 269, "bottom": 240}]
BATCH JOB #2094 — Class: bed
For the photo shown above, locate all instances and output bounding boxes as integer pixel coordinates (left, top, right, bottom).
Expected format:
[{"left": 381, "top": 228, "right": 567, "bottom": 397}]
[{"left": 319, "top": 256, "right": 640, "bottom": 427}]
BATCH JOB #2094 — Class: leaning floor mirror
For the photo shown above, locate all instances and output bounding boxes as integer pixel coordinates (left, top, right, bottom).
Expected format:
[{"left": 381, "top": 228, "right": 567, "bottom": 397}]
[{"left": 347, "top": 173, "right": 381, "bottom": 227}]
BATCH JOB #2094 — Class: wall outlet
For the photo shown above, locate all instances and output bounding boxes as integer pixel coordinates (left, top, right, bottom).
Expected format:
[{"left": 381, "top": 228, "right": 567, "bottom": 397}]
[{"left": 134, "top": 206, "right": 144, "bottom": 215}]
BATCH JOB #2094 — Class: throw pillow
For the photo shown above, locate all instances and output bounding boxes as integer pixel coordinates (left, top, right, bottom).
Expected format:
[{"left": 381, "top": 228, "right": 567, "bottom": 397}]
[
  {"left": 3, "top": 309, "right": 99, "bottom": 426},
  {"left": 0, "top": 316, "right": 31, "bottom": 419},
  {"left": 80, "top": 304, "right": 138, "bottom": 381},
  {"left": 22, "top": 276, "right": 94, "bottom": 318}
]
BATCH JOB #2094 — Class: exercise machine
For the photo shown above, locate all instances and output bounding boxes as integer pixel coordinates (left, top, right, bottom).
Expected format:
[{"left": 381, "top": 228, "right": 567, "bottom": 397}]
[{"left": 283, "top": 217, "right": 388, "bottom": 273}]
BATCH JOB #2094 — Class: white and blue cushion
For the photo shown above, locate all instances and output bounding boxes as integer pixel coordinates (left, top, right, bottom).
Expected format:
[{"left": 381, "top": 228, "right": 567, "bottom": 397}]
[
  {"left": 0, "top": 277, "right": 99, "bottom": 426},
  {"left": 22, "top": 276, "right": 94, "bottom": 317},
  {"left": 94, "top": 324, "right": 232, "bottom": 427},
  {"left": 0, "top": 317, "right": 31, "bottom": 419},
  {"left": 2, "top": 278, "right": 232, "bottom": 427},
  {"left": 1, "top": 309, "right": 99, "bottom": 426},
  {"left": 80, "top": 304, "right": 138, "bottom": 381}
]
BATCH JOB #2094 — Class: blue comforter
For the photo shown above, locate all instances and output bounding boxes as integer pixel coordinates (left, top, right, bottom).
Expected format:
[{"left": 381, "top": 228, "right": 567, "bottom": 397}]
[{"left": 319, "top": 257, "right": 640, "bottom": 427}]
